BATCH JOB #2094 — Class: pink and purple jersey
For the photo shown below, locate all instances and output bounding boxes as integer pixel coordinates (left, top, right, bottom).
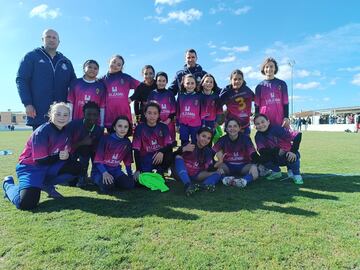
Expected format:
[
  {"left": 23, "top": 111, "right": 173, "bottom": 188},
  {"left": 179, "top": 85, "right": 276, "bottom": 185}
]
[
  {"left": 177, "top": 92, "right": 202, "bottom": 127},
  {"left": 255, "top": 78, "right": 289, "bottom": 126},
  {"left": 68, "top": 78, "right": 105, "bottom": 120},
  {"left": 67, "top": 119, "right": 104, "bottom": 154},
  {"left": 255, "top": 125, "right": 292, "bottom": 152},
  {"left": 219, "top": 84, "right": 254, "bottom": 128},
  {"left": 181, "top": 146, "right": 214, "bottom": 176},
  {"left": 94, "top": 133, "right": 132, "bottom": 167},
  {"left": 132, "top": 122, "right": 172, "bottom": 156},
  {"left": 213, "top": 134, "right": 256, "bottom": 165},
  {"left": 102, "top": 71, "right": 140, "bottom": 127},
  {"left": 200, "top": 92, "right": 222, "bottom": 122},
  {"left": 19, "top": 122, "right": 71, "bottom": 166},
  {"left": 147, "top": 89, "right": 176, "bottom": 122}
]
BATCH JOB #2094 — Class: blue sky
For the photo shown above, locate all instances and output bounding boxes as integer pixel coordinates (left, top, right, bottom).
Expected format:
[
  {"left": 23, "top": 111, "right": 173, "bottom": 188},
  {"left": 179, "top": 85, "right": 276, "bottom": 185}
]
[{"left": 1, "top": 0, "right": 360, "bottom": 114}]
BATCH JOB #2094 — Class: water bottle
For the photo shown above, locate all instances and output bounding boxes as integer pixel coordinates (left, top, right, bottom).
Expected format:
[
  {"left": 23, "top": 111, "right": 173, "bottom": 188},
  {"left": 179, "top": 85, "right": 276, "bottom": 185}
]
[{"left": 0, "top": 150, "right": 13, "bottom": 156}]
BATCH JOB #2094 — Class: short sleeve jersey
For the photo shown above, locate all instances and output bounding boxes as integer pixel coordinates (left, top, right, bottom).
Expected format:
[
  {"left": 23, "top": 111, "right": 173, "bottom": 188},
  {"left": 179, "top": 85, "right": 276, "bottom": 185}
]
[
  {"left": 255, "top": 78, "right": 289, "bottom": 126},
  {"left": 67, "top": 78, "right": 105, "bottom": 120},
  {"left": 132, "top": 122, "right": 172, "bottom": 156},
  {"left": 94, "top": 133, "right": 133, "bottom": 167},
  {"left": 213, "top": 134, "right": 256, "bottom": 165}
]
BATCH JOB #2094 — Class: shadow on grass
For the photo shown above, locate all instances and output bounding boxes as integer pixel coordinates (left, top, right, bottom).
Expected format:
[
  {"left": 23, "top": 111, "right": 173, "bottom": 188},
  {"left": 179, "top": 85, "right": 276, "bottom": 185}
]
[{"left": 34, "top": 173, "right": 359, "bottom": 219}]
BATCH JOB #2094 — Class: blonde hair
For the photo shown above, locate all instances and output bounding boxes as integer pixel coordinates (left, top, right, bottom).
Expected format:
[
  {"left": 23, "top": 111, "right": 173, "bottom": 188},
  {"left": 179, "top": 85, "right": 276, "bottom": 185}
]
[{"left": 48, "top": 102, "right": 70, "bottom": 120}]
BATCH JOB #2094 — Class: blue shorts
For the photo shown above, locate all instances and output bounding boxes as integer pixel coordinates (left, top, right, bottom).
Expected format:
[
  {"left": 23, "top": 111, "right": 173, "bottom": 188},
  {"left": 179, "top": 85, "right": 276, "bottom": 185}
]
[
  {"left": 16, "top": 163, "right": 47, "bottom": 190},
  {"left": 224, "top": 162, "right": 247, "bottom": 176}
]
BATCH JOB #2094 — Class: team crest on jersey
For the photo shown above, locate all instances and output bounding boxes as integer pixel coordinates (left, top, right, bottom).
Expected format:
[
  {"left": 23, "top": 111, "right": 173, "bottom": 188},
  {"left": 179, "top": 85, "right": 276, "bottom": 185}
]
[
  {"left": 278, "top": 85, "right": 282, "bottom": 90},
  {"left": 61, "top": 63, "right": 67, "bottom": 70},
  {"left": 151, "top": 139, "right": 158, "bottom": 145},
  {"left": 120, "top": 78, "right": 124, "bottom": 85},
  {"left": 112, "top": 154, "right": 119, "bottom": 160},
  {"left": 194, "top": 100, "right": 199, "bottom": 106},
  {"left": 197, "top": 76, "right": 201, "bottom": 82},
  {"left": 84, "top": 95, "right": 91, "bottom": 101},
  {"left": 96, "top": 88, "right": 100, "bottom": 95},
  {"left": 161, "top": 104, "right": 167, "bottom": 109},
  {"left": 39, "top": 59, "right": 45, "bottom": 63},
  {"left": 185, "top": 106, "right": 191, "bottom": 112},
  {"left": 159, "top": 130, "right": 163, "bottom": 137},
  {"left": 112, "top": 86, "right": 118, "bottom": 93}
]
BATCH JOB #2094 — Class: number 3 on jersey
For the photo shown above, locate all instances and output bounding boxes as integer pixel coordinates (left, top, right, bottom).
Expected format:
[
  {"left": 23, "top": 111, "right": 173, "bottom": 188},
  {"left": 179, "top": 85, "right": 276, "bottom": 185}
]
[{"left": 235, "top": 97, "right": 246, "bottom": 110}]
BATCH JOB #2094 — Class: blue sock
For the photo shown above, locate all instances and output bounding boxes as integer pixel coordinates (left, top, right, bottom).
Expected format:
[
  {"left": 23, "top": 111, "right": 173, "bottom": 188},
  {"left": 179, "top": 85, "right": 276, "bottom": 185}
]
[
  {"left": 203, "top": 173, "right": 221, "bottom": 185},
  {"left": 243, "top": 174, "right": 253, "bottom": 184},
  {"left": 3, "top": 183, "right": 21, "bottom": 208},
  {"left": 175, "top": 158, "right": 191, "bottom": 185}
]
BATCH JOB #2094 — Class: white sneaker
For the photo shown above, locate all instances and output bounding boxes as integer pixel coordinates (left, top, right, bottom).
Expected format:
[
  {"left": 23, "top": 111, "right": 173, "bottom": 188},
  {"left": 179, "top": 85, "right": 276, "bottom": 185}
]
[
  {"left": 233, "top": 178, "right": 247, "bottom": 188},
  {"left": 287, "top": 169, "right": 294, "bottom": 178},
  {"left": 222, "top": 176, "right": 235, "bottom": 186},
  {"left": 258, "top": 165, "right": 271, "bottom": 177}
]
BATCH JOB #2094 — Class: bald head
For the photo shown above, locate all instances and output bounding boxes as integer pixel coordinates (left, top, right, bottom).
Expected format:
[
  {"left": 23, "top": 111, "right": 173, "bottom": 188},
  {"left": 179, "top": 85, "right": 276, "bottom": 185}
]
[{"left": 42, "top": 29, "right": 60, "bottom": 53}]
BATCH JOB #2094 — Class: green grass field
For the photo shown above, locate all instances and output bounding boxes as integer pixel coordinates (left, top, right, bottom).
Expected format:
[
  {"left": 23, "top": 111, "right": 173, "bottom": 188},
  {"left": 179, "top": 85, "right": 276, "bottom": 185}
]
[{"left": 0, "top": 131, "right": 359, "bottom": 270}]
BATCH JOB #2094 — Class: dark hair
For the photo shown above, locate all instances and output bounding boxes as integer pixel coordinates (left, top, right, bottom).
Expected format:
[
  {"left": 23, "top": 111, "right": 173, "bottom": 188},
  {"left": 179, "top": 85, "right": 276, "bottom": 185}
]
[
  {"left": 83, "top": 59, "right": 99, "bottom": 70},
  {"left": 253, "top": 113, "right": 269, "bottom": 122},
  {"left": 110, "top": 54, "right": 125, "bottom": 69},
  {"left": 230, "top": 69, "right": 244, "bottom": 80},
  {"left": 82, "top": 101, "right": 100, "bottom": 114},
  {"left": 144, "top": 101, "right": 161, "bottom": 114},
  {"left": 155, "top": 71, "right": 168, "bottom": 83},
  {"left": 224, "top": 118, "right": 241, "bottom": 131},
  {"left": 180, "top": 74, "right": 197, "bottom": 92},
  {"left": 110, "top": 115, "right": 132, "bottom": 137},
  {"left": 261, "top": 57, "right": 278, "bottom": 75},
  {"left": 185, "top": 48, "right": 197, "bottom": 57},
  {"left": 142, "top": 65, "right": 155, "bottom": 75},
  {"left": 198, "top": 73, "right": 218, "bottom": 93},
  {"left": 197, "top": 126, "right": 213, "bottom": 136}
]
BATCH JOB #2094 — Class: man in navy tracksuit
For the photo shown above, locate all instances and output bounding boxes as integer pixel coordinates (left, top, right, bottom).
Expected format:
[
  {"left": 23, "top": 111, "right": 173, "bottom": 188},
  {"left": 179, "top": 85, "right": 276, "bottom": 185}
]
[
  {"left": 168, "top": 49, "right": 208, "bottom": 96},
  {"left": 16, "top": 29, "right": 76, "bottom": 130}
]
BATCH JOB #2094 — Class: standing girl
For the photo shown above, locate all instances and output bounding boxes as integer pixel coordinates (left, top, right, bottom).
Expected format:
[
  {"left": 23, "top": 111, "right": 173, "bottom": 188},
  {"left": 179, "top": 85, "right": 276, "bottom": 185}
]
[
  {"left": 132, "top": 102, "right": 173, "bottom": 175},
  {"left": 219, "top": 69, "right": 254, "bottom": 135},
  {"left": 2, "top": 102, "right": 81, "bottom": 210},
  {"left": 255, "top": 57, "right": 290, "bottom": 127},
  {"left": 102, "top": 55, "right": 140, "bottom": 129},
  {"left": 173, "top": 127, "right": 223, "bottom": 196},
  {"left": 147, "top": 72, "right": 177, "bottom": 142},
  {"left": 91, "top": 116, "right": 134, "bottom": 193},
  {"left": 254, "top": 114, "right": 303, "bottom": 184},
  {"left": 67, "top": 59, "right": 105, "bottom": 125},
  {"left": 129, "top": 65, "right": 157, "bottom": 124},
  {"left": 177, "top": 74, "right": 202, "bottom": 145},
  {"left": 213, "top": 118, "right": 259, "bottom": 188}
]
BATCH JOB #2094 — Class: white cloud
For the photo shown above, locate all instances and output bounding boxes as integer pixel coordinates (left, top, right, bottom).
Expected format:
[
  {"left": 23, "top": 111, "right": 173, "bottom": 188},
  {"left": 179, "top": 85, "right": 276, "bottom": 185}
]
[
  {"left": 351, "top": 73, "right": 360, "bottom": 86},
  {"left": 155, "top": 6, "right": 164, "bottom": 14},
  {"left": 210, "top": 51, "right": 217, "bottom": 55},
  {"left": 154, "top": 8, "right": 202, "bottom": 24},
  {"left": 294, "top": 82, "right": 320, "bottom": 90},
  {"left": 215, "top": 55, "right": 236, "bottom": 63},
  {"left": 233, "top": 6, "right": 251, "bottom": 15},
  {"left": 153, "top": 35, "right": 162, "bottom": 42},
  {"left": 220, "top": 46, "right": 249, "bottom": 53},
  {"left": 155, "top": 0, "right": 182, "bottom": 5},
  {"left": 29, "top": 4, "right": 61, "bottom": 19},
  {"left": 207, "top": 41, "right": 216, "bottom": 48},
  {"left": 323, "top": 97, "right": 330, "bottom": 101},
  {"left": 83, "top": 16, "right": 91, "bottom": 22},
  {"left": 338, "top": 66, "right": 360, "bottom": 72},
  {"left": 297, "top": 69, "right": 310, "bottom": 78},
  {"left": 216, "top": 20, "right": 222, "bottom": 25}
]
